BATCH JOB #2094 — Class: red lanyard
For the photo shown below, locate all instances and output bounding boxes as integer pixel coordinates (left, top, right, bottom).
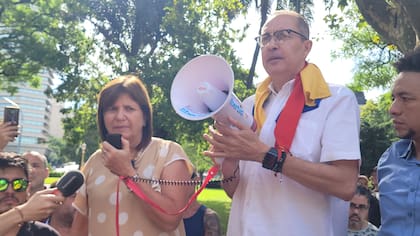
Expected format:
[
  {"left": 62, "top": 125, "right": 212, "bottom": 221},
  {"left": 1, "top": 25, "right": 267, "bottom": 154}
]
[
  {"left": 274, "top": 74, "right": 304, "bottom": 151},
  {"left": 115, "top": 165, "right": 219, "bottom": 235}
]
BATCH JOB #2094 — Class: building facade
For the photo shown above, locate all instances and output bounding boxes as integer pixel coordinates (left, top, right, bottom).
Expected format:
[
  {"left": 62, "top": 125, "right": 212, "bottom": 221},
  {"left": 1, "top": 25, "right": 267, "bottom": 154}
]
[{"left": 1, "top": 69, "right": 63, "bottom": 155}]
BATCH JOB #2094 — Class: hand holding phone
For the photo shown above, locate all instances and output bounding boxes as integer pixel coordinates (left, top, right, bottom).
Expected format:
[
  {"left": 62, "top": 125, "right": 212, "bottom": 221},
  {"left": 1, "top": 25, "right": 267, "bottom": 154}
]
[
  {"left": 3, "top": 106, "right": 19, "bottom": 125},
  {"left": 105, "top": 134, "right": 122, "bottom": 149}
]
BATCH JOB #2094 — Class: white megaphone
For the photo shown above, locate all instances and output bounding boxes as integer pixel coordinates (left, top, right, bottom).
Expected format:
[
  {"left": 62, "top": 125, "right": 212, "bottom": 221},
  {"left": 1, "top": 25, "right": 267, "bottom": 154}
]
[{"left": 170, "top": 55, "right": 256, "bottom": 165}]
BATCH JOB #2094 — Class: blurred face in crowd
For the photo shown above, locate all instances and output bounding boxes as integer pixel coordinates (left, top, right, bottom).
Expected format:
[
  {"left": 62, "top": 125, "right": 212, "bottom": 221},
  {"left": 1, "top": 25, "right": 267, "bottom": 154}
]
[
  {"left": 370, "top": 169, "right": 378, "bottom": 190},
  {"left": 348, "top": 194, "right": 370, "bottom": 230},
  {"left": 389, "top": 71, "right": 420, "bottom": 143},
  {"left": 357, "top": 175, "right": 369, "bottom": 188},
  {"left": 0, "top": 167, "right": 28, "bottom": 214},
  {"left": 23, "top": 152, "right": 48, "bottom": 194}
]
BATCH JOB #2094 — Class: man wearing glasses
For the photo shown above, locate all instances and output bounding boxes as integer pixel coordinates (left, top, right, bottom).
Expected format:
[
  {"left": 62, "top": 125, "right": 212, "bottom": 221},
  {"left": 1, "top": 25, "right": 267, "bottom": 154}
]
[
  {"left": 348, "top": 185, "right": 379, "bottom": 235},
  {"left": 0, "top": 152, "right": 64, "bottom": 236},
  {"left": 203, "top": 10, "right": 360, "bottom": 235}
]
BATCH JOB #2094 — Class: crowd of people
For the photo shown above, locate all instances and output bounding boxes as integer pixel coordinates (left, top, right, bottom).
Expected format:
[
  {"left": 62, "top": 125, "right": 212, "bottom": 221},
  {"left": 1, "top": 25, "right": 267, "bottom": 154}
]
[{"left": 1, "top": 9, "right": 420, "bottom": 236}]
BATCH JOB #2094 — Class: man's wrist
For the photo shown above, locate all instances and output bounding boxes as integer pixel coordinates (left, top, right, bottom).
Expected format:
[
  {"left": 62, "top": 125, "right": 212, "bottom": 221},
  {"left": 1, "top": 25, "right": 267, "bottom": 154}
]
[
  {"left": 13, "top": 206, "right": 25, "bottom": 223},
  {"left": 221, "top": 160, "right": 240, "bottom": 183},
  {"left": 262, "top": 147, "right": 288, "bottom": 174}
]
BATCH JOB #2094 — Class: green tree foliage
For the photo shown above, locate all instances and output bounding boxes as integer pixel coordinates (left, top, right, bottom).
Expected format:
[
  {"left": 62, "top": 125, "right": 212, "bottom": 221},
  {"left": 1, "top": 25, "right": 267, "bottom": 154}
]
[
  {"left": 45, "top": 0, "right": 257, "bottom": 169},
  {"left": 359, "top": 92, "right": 396, "bottom": 175},
  {"left": 324, "top": 0, "right": 420, "bottom": 54},
  {"left": 354, "top": 0, "right": 420, "bottom": 54},
  {"left": 46, "top": 136, "right": 72, "bottom": 167},
  {"left": 324, "top": 0, "right": 402, "bottom": 92},
  {"left": 323, "top": 0, "right": 420, "bottom": 92},
  {"left": 0, "top": 0, "right": 93, "bottom": 94}
]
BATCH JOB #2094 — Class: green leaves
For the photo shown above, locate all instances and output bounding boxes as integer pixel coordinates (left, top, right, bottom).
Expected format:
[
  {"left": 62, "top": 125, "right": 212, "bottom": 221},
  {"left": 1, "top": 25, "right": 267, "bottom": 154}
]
[
  {"left": 359, "top": 93, "right": 395, "bottom": 174},
  {"left": 0, "top": 0, "right": 92, "bottom": 93}
]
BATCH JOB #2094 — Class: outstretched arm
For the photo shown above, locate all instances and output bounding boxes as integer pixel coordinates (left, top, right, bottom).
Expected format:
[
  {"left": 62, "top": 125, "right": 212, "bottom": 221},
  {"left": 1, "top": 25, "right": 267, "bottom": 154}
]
[{"left": 0, "top": 188, "right": 65, "bottom": 235}]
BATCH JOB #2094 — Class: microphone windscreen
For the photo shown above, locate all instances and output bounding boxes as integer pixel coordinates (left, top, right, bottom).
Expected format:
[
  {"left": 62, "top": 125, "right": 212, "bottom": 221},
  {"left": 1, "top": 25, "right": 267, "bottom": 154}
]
[{"left": 56, "top": 170, "right": 84, "bottom": 197}]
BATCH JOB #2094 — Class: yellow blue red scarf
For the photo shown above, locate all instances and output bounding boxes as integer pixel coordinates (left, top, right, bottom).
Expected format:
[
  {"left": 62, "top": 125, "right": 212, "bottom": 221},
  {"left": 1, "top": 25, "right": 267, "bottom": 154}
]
[{"left": 254, "top": 63, "right": 331, "bottom": 134}]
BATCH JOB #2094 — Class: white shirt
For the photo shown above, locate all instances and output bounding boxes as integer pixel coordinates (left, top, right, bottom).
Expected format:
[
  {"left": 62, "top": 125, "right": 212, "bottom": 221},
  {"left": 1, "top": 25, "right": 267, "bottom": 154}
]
[{"left": 226, "top": 80, "right": 361, "bottom": 236}]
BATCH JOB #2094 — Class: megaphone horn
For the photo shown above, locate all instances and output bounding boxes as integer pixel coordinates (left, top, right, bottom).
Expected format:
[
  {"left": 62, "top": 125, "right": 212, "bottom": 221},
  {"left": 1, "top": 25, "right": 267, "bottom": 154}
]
[{"left": 170, "top": 55, "right": 255, "bottom": 129}]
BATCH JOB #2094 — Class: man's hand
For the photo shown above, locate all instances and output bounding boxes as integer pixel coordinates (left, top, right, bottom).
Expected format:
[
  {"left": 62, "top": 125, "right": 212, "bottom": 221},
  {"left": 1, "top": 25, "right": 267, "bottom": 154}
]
[
  {"left": 19, "top": 188, "right": 65, "bottom": 221},
  {"left": 203, "top": 117, "right": 269, "bottom": 163}
]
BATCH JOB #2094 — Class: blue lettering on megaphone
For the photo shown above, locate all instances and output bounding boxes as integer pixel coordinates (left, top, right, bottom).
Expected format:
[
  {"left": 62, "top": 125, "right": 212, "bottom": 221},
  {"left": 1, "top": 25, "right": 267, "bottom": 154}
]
[
  {"left": 230, "top": 98, "right": 244, "bottom": 116},
  {"left": 180, "top": 107, "right": 200, "bottom": 117}
]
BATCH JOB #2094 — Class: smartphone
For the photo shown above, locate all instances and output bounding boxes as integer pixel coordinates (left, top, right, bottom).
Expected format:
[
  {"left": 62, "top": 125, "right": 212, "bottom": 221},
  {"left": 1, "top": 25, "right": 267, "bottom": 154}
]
[
  {"left": 105, "top": 133, "right": 122, "bottom": 149},
  {"left": 3, "top": 106, "right": 20, "bottom": 125}
]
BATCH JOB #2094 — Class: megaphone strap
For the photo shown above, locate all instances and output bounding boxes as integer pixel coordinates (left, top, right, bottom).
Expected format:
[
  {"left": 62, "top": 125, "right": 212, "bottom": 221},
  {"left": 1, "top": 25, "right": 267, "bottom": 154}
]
[
  {"left": 115, "top": 165, "right": 220, "bottom": 235},
  {"left": 123, "top": 165, "right": 218, "bottom": 213},
  {"left": 117, "top": 168, "right": 238, "bottom": 186}
]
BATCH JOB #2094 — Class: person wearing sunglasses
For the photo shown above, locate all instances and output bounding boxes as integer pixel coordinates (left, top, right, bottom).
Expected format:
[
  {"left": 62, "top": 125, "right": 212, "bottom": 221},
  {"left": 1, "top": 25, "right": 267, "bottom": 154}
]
[
  {"left": 348, "top": 185, "right": 379, "bottom": 235},
  {"left": 0, "top": 152, "right": 64, "bottom": 236},
  {"left": 203, "top": 10, "right": 360, "bottom": 236}
]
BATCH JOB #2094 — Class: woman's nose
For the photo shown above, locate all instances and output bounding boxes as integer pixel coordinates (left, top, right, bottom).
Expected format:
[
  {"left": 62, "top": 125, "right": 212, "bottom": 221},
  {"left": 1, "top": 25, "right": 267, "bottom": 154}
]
[{"left": 115, "top": 109, "right": 126, "bottom": 119}]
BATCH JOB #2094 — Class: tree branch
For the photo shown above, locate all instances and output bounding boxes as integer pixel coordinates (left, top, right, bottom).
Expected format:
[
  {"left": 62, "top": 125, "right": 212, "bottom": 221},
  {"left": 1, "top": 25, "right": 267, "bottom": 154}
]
[
  {"left": 399, "top": 0, "right": 420, "bottom": 48},
  {"left": 355, "top": 0, "right": 416, "bottom": 53}
]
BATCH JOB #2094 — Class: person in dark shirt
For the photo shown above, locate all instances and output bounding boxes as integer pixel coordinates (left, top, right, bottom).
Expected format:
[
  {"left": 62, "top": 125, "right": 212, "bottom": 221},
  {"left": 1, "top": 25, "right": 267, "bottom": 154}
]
[
  {"left": 183, "top": 172, "right": 222, "bottom": 236},
  {"left": 368, "top": 166, "right": 381, "bottom": 228}
]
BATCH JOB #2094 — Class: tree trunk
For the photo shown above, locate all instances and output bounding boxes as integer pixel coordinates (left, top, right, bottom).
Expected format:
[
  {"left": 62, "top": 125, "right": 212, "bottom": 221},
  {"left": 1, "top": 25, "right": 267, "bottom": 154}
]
[{"left": 355, "top": 0, "right": 419, "bottom": 53}]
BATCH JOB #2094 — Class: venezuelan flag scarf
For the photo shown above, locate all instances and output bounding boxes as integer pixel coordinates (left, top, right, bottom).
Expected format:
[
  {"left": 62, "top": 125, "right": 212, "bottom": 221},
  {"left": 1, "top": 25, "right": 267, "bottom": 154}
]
[{"left": 254, "top": 63, "right": 331, "bottom": 150}]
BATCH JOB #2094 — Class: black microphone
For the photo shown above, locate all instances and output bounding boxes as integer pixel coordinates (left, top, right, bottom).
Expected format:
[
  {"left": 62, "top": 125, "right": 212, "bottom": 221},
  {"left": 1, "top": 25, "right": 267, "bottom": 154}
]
[{"left": 56, "top": 170, "right": 85, "bottom": 197}]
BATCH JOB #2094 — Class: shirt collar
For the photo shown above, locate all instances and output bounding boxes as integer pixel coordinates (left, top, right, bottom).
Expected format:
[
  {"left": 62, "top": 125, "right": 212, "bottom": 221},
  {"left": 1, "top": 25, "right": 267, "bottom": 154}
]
[
  {"left": 400, "top": 139, "right": 415, "bottom": 160},
  {"left": 268, "top": 79, "right": 295, "bottom": 96}
]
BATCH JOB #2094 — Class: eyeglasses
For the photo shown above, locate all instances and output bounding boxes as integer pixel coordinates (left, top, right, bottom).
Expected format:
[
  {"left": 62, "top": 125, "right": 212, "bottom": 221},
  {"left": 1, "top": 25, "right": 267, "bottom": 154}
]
[
  {"left": 350, "top": 202, "right": 369, "bottom": 210},
  {"left": 0, "top": 178, "right": 29, "bottom": 192},
  {"left": 255, "top": 29, "right": 308, "bottom": 47}
]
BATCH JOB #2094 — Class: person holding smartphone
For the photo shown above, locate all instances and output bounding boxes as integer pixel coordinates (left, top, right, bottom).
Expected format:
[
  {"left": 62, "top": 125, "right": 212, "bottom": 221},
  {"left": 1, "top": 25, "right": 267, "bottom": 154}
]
[
  {"left": 0, "top": 121, "right": 19, "bottom": 151},
  {"left": 71, "top": 75, "right": 194, "bottom": 236}
]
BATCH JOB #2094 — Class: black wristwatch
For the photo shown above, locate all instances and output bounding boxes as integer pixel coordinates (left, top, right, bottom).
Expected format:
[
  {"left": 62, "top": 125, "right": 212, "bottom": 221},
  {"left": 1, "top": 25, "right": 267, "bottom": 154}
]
[
  {"left": 262, "top": 147, "right": 287, "bottom": 173},
  {"left": 262, "top": 147, "right": 278, "bottom": 170}
]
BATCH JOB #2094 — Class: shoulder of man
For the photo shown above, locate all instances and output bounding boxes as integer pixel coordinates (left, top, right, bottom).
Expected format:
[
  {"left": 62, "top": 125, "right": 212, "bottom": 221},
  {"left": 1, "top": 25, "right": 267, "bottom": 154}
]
[{"left": 378, "top": 139, "right": 411, "bottom": 168}]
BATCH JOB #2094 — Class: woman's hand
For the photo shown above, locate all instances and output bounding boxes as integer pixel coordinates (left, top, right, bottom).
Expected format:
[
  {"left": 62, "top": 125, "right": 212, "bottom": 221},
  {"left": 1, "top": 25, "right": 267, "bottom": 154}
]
[{"left": 101, "top": 137, "right": 136, "bottom": 177}]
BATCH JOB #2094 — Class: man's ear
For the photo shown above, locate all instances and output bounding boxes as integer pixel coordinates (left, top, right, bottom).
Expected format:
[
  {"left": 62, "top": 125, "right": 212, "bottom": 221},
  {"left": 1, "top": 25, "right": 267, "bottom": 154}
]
[{"left": 303, "top": 40, "right": 312, "bottom": 57}]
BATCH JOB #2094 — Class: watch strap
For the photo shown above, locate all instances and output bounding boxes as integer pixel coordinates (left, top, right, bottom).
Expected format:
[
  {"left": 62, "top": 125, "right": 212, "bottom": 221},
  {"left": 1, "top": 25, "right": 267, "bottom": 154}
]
[{"left": 262, "top": 147, "right": 288, "bottom": 174}]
